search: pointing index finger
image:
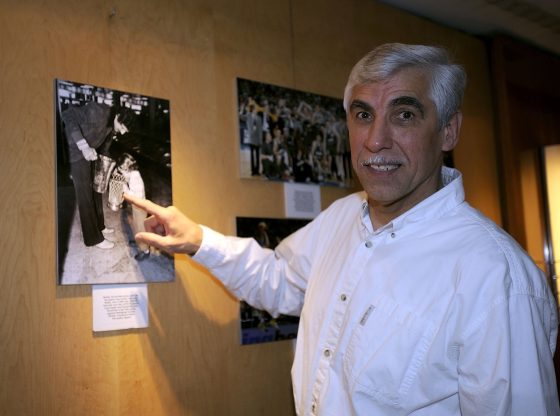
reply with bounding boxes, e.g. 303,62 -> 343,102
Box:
123,194 -> 166,216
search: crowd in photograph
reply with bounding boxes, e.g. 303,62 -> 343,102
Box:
238,80 -> 352,186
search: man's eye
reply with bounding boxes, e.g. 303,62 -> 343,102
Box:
356,111 -> 372,120
398,110 -> 414,121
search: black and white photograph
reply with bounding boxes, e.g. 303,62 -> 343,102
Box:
55,79 -> 174,285
236,216 -> 310,345
237,78 -> 352,187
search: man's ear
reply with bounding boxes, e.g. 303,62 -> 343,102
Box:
441,111 -> 462,152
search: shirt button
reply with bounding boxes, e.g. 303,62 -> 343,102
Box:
340,294 -> 347,301
390,232 -> 396,238
365,240 -> 372,248
311,403 -> 316,413
324,349 -> 331,358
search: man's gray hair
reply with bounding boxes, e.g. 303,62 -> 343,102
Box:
343,43 -> 467,129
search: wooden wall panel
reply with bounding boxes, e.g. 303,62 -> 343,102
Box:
0,0 -> 498,414
491,36 -> 560,249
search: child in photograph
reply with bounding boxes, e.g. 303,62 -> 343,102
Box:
117,153 -> 150,260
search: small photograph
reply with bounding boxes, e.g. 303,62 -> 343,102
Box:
236,216 -> 311,345
237,78 -> 352,187
55,79 -> 174,285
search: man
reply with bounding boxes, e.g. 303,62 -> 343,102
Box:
62,101 -> 135,249
125,44 -> 559,415
240,101 -> 264,176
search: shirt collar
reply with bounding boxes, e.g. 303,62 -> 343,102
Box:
359,167 -> 465,236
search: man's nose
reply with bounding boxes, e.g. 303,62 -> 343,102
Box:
364,119 -> 393,153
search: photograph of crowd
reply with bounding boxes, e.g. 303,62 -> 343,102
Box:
237,78 -> 352,187
236,216 -> 311,345
55,79 -> 174,285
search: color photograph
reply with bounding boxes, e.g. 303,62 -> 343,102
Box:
236,216 -> 310,345
237,78 -> 352,187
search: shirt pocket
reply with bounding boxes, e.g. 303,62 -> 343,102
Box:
343,294 -> 437,408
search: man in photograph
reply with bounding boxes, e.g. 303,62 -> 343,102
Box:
61,101 -> 135,249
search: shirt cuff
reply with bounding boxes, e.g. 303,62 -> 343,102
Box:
192,225 -> 227,268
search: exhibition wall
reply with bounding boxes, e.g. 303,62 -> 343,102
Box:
0,0 -> 498,414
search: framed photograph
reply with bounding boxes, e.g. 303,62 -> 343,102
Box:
236,216 -> 311,345
55,79 -> 174,285
237,78 -> 352,187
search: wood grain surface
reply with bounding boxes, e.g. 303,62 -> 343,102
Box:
0,0 -> 497,414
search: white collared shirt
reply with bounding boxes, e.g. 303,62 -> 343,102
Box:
194,167 -> 559,415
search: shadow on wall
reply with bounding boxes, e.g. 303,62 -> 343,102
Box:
52,234 -> 296,414
140,258 -> 297,415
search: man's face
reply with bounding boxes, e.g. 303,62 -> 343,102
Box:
347,67 -> 459,223
114,115 -> 129,135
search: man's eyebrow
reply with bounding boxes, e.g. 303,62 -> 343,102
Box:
349,100 -> 373,112
390,96 -> 425,117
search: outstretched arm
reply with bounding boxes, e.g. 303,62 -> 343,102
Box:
123,194 -> 203,256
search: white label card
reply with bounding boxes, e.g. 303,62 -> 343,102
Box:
92,284 -> 148,332
284,182 -> 321,219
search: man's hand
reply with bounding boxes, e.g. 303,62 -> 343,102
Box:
123,194 -> 203,256
75,139 -> 98,161
82,147 -> 98,161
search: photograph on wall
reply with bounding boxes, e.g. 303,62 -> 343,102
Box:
236,216 -> 311,345
55,79 -> 174,285
237,78 -> 352,188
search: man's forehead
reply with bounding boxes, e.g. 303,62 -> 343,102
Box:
353,67 -> 428,94
349,91 -> 426,110
349,76 -> 431,110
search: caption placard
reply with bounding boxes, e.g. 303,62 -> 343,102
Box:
284,182 -> 321,219
92,284 -> 148,332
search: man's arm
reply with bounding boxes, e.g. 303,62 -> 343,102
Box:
507,294 -> 559,414
123,194 -> 307,317
458,294 -> 559,415
61,106 -> 98,161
